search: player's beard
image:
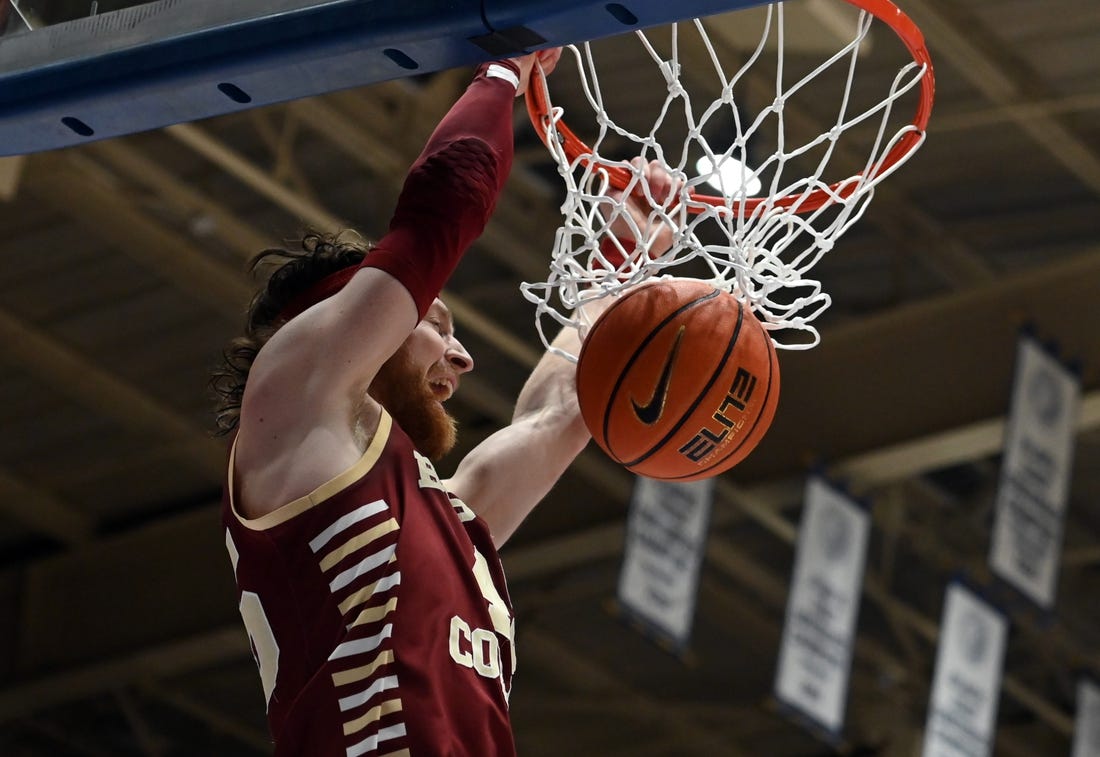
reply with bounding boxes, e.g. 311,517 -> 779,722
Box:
369,346 -> 457,461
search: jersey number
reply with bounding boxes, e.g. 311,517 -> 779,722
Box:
240,591 -> 280,710
446,548 -> 516,700
226,531 -> 281,710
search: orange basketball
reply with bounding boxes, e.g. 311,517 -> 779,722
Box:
576,279 -> 780,481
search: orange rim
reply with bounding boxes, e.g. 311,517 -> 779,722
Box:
525,0 -> 935,215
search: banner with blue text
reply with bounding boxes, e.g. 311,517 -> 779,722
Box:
617,477 -> 714,649
921,584 -> 1007,757
990,335 -> 1080,608
774,477 -> 870,734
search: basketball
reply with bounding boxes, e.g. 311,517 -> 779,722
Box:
576,279 -> 780,481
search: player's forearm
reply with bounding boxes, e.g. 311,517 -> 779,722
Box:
459,403 -> 590,546
411,61 -> 519,188
514,333 -> 580,423
454,302 -> 594,547
287,62 -> 522,324
369,61 -> 519,314
387,60 -> 519,241
513,297 -> 611,422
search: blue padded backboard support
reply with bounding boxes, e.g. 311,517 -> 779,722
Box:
0,0 -> 767,156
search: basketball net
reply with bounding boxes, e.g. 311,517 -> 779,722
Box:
522,0 -> 934,357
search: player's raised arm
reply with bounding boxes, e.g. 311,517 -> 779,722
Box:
251,52 -> 560,402
216,49 -> 561,518
445,159 -> 681,546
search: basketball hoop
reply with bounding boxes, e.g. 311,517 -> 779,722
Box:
522,0 -> 934,354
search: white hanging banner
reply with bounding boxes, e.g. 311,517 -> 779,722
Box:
990,335 -> 1080,608
617,477 -> 713,649
921,583 -> 1008,757
1073,678 -> 1100,757
774,477 -> 870,735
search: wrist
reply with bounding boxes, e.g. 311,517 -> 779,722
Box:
478,60 -> 520,90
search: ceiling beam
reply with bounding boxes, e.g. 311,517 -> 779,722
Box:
83,139 -> 274,261
834,390 -> 1100,488
164,123 -> 345,234
519,627 -> 754,756
0,626 -> 248,722
138,682 -> 271,753
740,245 -> 1100,481
25,153 -> 250,319
0,304 -> 223,481
17,717 -> 117,757
931,91 -> 1100,134
905,0 -> 1100,194
0,467 -> 93,545
0,154 -> 25,200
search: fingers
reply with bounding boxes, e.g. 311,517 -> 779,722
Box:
511,47 -> 563,97
536,47 -> 563,77
628,157 -> 682,205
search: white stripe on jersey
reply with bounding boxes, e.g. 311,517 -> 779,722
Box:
337,568 -> 401,616
319,518 -> 399,572
347,723 -> 408,757
330,623 -> 394,662
342,696 -> 402,737
332,650 -> 394,688
310,499 -> 389,553
370,570 -> 402,595
330,544 -> 397,593
347,596 -> 398,630
338,673 -> 399,712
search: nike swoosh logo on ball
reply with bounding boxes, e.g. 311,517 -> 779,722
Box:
631,326 -> 686,425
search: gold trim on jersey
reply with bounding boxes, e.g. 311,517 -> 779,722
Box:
332,649 -> 395,687
348,596 -> 399,630
319,518 -> 400,572
338,555 -> 399,616
228,411 -> 393,531
343,697 -> 403,737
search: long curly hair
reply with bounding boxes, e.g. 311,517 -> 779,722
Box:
210,230 -> 371,434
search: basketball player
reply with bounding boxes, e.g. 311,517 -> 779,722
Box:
211,48 -> 677,756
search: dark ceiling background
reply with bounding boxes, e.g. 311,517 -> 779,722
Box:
1,0 -> 1098,755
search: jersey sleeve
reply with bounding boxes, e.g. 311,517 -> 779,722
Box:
360,61 -> 521,317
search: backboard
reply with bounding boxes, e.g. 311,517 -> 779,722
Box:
0,0 -> 768,156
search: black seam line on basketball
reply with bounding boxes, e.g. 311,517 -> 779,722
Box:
583,283 -> 667,462
630,325 -> 686,425
621,296 -> 744,468
660,330 -> 783,479
601,288 -> 723,459
667,336 -> 776,479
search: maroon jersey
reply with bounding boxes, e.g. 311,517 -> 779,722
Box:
222,410 -> 517,757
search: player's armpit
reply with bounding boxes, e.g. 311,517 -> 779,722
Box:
445,308 -> 603,547
445,401 -> 590,547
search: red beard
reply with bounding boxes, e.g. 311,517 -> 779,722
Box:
369,347 -> 457,461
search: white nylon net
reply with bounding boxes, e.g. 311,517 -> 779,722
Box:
521,2 -> 930,357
